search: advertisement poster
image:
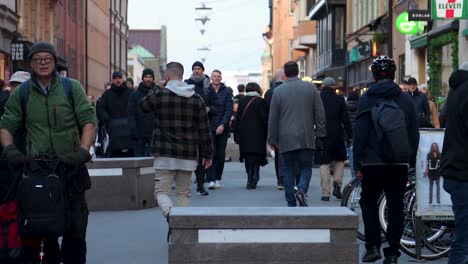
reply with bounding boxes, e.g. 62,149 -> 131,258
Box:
416,129 -> 453,219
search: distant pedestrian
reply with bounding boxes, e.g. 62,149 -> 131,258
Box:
399,80 -> 409,93
126,77 -> 135,89
234,82 -> 268,189
128,68 -> 157,157
139,62 -> 212,218
268,61 -> 326,207
440,62 -> 468,264
265,69 -> 286,189
96,71 -> 134,157
407,77 -> 432,128
354,56 -> 419,264
318,77 -> 352,201
185,61 -> 218,196
346,90 -> 359,178
419,84 -> 440,128
207,70 -> 233,189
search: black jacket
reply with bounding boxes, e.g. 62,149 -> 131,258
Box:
320,87 -> 352,162
441,69 -> 468,181
233,95 -> 268,161
211,83 -> 233,129
185,75 -> 218,129
264,81 -> 284,111
97,84 -> 133,151
409,89 -> 431,128
128,83 -> 157,140
347,99 -> 359,131
353,80 -> 419,170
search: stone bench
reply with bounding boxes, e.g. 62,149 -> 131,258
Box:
169,207 -> 358,264
86,157 -> 156,211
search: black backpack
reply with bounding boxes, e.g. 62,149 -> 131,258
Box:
371,98 -> 410,164
16,159 -> 68,237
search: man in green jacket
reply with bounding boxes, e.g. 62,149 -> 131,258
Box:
0,41 -> 95,264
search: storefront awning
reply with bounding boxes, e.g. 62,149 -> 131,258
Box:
410,34 -> 427,50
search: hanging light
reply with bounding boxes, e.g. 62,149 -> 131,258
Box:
197,46 -> 211,63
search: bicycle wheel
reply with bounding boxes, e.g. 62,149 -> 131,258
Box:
378,188 -> 450,260
341,178 -> 365,241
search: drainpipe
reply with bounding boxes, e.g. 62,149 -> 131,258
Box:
85,0 -> 88,94
387,0 -> 393,58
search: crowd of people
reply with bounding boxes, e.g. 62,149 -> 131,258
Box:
0,40 -> 467,264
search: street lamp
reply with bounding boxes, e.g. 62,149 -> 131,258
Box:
197,46 -> 211,63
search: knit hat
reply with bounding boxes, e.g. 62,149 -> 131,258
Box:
112,71 -> 123,79
322,77 -> 336,87
407,77 -> 418,85
192,61 -> 205,71
28,41 -> 57,62
142,68 -> 155,79
8,71 -> 30,84
126,77 -> 134,84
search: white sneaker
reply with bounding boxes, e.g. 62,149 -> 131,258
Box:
208,181 -> 215,189
215,180 -> 221,189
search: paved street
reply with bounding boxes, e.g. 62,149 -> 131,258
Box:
87,160 -> 448,264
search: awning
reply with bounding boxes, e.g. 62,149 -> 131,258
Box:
410,34 -> 428,50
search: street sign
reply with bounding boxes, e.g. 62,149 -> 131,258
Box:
432,0 -> 468,19
10,42 -> 25,61
396,12 -> 425,35
408,9 -> 432,21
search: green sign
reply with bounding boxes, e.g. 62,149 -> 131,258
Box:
432,0 -> 468,20
396,12 -> 425,35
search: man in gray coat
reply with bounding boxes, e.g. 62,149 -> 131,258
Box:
268,61 -> 326,207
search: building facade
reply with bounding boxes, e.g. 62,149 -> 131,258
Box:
292,0 -> 317,78
271,0 -> 295,72
309,0 -> 347,89
0,0 -> 19,81
110,0 -> 129,77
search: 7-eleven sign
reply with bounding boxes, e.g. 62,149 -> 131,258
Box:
432,0 -> 468,19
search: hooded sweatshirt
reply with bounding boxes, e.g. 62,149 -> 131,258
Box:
353,79 -> 419,170
440,69 -> 468,181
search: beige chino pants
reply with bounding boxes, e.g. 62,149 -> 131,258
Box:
320,161 -> 344,197
154,169 -> 192,217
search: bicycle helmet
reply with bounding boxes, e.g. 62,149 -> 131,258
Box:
371,55 -> 396,81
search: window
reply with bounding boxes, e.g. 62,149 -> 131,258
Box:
398,55 -> 405,83
335,7 -> 345,49
68,0 -> 77,20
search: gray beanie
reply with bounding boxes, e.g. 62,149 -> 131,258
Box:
28,41 -> 57,62
322,77 -> 336,87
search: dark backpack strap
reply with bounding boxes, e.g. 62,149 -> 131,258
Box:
19,79 -> 31,121
60,77 -> 82,135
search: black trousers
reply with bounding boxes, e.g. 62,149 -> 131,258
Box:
22,192 -> 89,264
208,131 -> 230,182
274,150 -> 284,186
360,165 -> 408,258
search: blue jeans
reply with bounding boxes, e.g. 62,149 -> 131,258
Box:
347,146 -> 355,178
134,138 -> 152,157
443,178 -> 468,264
281,149 -> 314,207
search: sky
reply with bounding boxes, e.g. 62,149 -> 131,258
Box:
128,0 -> 269,79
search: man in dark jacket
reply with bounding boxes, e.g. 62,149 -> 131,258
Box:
354,56 -> 419,264
264,69 -> 286,189
440,62 -> 468,264
407,77 -> 431,128
97,71 -> 134,157
318,77 -> 352,201
185,61 -> 218,195
128,68 -> 157,157
207,69 -> 233,189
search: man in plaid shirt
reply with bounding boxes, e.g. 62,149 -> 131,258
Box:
140,62 -> 213,218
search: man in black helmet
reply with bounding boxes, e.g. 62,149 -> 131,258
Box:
353,56 -> 419,264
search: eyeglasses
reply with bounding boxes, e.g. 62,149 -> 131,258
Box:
32,57 -> 54,64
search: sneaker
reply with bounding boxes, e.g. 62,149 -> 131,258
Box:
214,180 -> 221,189
208,181 -> 215,189
361,246 -> 382,262
295,190 -> 308,207
321,196 -> 330,201
277,185 -> 285,190
196,188 -> 209,196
